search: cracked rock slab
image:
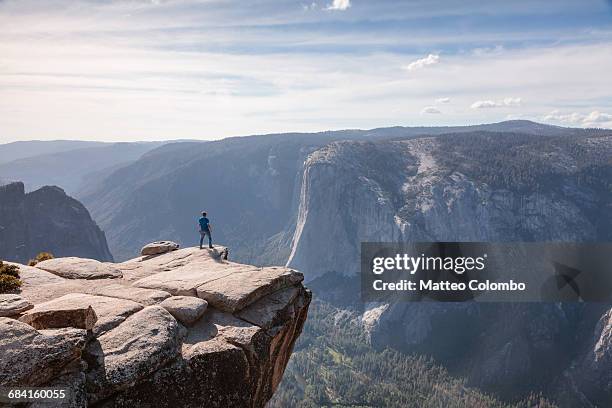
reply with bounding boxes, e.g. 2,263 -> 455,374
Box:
90,283 -> 171,306
0,294 -> 33,317
131,260 -> 248,297
195,267 -> 304,313
35,257 -> 123,280
133,259 -> 303,313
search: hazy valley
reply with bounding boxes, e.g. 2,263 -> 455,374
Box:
1,120 -> 612,407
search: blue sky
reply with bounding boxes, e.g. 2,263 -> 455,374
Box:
1,0 -> 611,142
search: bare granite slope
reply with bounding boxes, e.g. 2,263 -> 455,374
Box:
0,243 -> 311,407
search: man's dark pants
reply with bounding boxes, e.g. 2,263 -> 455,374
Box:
200,229 -> 212,248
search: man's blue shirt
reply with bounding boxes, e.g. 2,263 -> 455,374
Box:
199,217 -> 210,231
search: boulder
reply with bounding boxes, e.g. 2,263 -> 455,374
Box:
85,306 -> 182,404
141,241 -> 180,256
0,294 -> 33,317
19,303 -> 97,331
35,257 -> 123,280
0,318 -> 87,386
19,293 -> 142,335
159,295 -> 208,325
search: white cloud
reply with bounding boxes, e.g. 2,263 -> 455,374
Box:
403,54 -> 440,71
543,110 -> 612,127
471,100 -> 498,109
302,2 -> 318,11
503,97 -> 522,106
421,106 -> 441,114
326,0 -> 351,11
543,110 -> 583,123
436,97 -> 451,104
583,110 -> 612,124
471,97 -> 522,109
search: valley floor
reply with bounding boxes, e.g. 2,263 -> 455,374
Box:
268,300 -> 556,408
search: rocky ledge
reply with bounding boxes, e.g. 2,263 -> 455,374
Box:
0,243 -> 311,407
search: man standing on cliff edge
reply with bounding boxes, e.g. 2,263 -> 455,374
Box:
199,211 -> 213,249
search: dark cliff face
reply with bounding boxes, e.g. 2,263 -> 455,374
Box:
0,182 -> 113,263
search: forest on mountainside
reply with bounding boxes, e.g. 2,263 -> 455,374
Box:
269,300 -> 556,408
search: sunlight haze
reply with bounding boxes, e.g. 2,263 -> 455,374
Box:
1,0 -> 612,142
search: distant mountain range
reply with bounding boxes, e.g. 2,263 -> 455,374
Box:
0,141 -> 165,195
2,120 -> 611,405
0,140 -> 106,164
6,120 -> 606,264
68,120 -> 608,263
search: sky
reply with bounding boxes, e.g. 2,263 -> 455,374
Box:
1,0 -> 612,142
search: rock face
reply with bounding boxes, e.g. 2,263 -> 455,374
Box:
0,182 -> 113,264
0,318 -> 88,387
287,136 -> 611,278
559,306 -> 612,407
287,134 -> 612,403
0,244 -> 310,407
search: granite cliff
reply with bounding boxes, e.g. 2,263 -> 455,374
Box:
77,121 -> 601,263
0,182 -> 113,264
0,242 -> 310,407
286,132 -> 612,406
287,134 -> 611,277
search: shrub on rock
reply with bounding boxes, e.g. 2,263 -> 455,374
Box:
28,252 -> 54,266
0,261 -> 20,278
0,261 -> 22,293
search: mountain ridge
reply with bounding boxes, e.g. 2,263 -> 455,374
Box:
77,121 -> 611,263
